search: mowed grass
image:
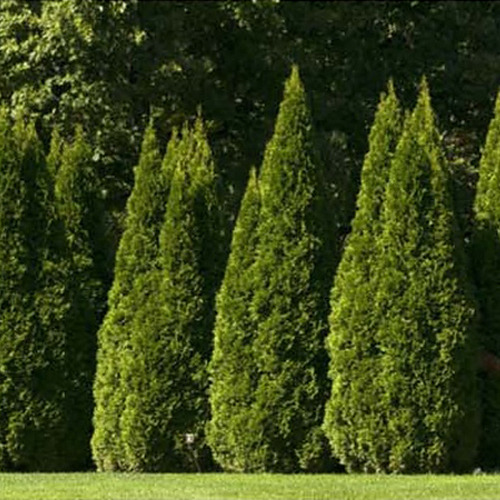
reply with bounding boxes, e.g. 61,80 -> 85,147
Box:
2,473 -> 500,500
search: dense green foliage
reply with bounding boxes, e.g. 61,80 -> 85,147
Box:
207,167 -> 261,471
324,83 -> 403,471
377,83 -> 479,473
51,127 -> 109,471
0,112 -> 89,471
1,0 -> 500,474
118,119 -> 222,472
1,1 -> 499,250
46,127 -> 63,178
92,122 -> 168,471
223,67 -> 335,472
472,92 -> 500,469
334,81 -> 478,473
55,126 -> 109,324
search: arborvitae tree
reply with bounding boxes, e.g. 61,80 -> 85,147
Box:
51,126 -> 109,470
228,66 -> 335,472
92,121 -> 170,471
0,113 -> 87,470
323,83 -> 402,472
118,118 -> 222,471
55,125 -> 110,324
207,167 -> 261,471
472,91 -> 500,469
46,126 -> 63,178
348,80 -> 478,473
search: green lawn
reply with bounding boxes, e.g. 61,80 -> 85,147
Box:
2,473 -> 500,500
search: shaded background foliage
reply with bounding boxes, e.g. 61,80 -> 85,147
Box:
1,0 -> 499,258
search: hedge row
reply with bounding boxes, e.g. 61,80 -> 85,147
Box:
1,67 -> 500,472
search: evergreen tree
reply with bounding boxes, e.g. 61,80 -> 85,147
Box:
349,80 -> 478,473
92,121 -> 170,471
472,91 -> 500,469
55,125 -> 110,324
0,113 -> 87,470
52,126 -> 110,470
47,126 -> 63,178
118,118 -> 222,471
323,82 -> 402,472
230,66 -> 335,472
207,167 -> 261,471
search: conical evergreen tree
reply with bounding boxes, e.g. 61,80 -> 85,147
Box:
354,80 -> 478,473
118,118 -> 222,471
229,66 -> 335,472
47,126 -> 63,178
472,91 -> 500,469
323,83 -> 402,472
92,121 -> 170,471
207,167 -> 261,471
52,126 -> 110,469
55,125 -> 110,324
0,113 -> 87,470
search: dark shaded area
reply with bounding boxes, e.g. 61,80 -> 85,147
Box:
0,1 -> 498,250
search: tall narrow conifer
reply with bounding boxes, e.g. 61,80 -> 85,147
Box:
472,91 -> 500,468
52,127 -> 110,469
118,118 -> 222,471
231,67 -> 335,472
92,121 -> 169,471
323,83 -> 402,471
47,127 -> 63,178
207,167 -> 261,471
0,114 -> 86,470
55,125 -> 109,324
353,80 -> 478,473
